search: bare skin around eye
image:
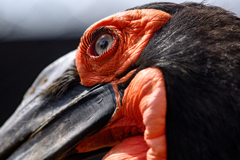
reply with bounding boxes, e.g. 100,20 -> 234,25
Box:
76,9 -> 171,87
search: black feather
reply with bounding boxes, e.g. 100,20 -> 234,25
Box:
42,63 -> 80,98
130,2 -> 240,160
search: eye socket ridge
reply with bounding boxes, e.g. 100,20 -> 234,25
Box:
91,26 -> 113,40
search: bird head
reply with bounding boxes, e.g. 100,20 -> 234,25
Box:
0,2 -> 240,160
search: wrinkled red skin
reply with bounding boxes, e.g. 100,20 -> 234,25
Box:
75,9 -> 171,160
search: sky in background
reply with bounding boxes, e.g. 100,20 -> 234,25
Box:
0,0 -> 240,41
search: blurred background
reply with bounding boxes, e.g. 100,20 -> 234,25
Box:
0,0 -> 239,159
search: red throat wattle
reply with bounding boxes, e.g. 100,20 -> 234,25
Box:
75,9 -> 171,160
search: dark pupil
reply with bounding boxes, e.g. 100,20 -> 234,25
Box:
99,39 -> 108,49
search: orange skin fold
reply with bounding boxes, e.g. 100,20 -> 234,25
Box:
75,9 -> 171,160
76,9 -> 171,86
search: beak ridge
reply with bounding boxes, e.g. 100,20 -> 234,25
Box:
0,51 -> 116,160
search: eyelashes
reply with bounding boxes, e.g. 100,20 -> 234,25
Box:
79,27 -> 119,58
92,27 -> 111,41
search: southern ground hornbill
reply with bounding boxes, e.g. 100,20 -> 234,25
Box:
0,2 -> 240,160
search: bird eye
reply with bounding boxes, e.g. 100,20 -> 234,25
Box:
94,34 -> 113,56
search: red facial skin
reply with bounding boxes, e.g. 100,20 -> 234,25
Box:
75,9 -> 171,160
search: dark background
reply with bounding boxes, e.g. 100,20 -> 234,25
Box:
1,0 -> 239,127
0,39 -> 81,126
1,0 -> 239,132
0,1 -> 239,160
0,39 -> 106,159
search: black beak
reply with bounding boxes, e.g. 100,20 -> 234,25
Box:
0,51 -> 116,160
